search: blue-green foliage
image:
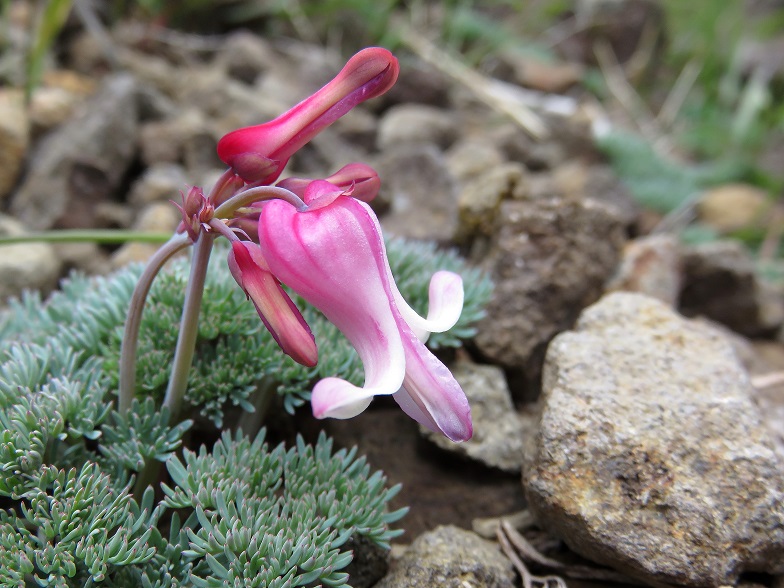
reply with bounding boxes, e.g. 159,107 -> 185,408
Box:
1,237 -> 491,426
597,130 -> 747,213
0,235 -> 490,587
161,430 -> 406,587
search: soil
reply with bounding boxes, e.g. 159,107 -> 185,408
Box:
295,395 -> 527,541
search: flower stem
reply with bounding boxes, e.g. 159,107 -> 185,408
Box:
0,229 -> 171,245
213,185 -> 307,218
118,233 -> 191,414
162,232 -> 215,420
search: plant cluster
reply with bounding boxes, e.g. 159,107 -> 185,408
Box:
0,235 -> 490,586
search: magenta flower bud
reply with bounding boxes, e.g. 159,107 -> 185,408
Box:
175,186 -> 213,241
218,47 -> 399,184
209,171 -> 246,207
277,162 -> 381,203
227,241 -> 318,367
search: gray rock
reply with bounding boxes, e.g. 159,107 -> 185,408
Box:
605,233 -> 681,306
139,109 -> 221,172
446,137 -> 507,182
455,162 -> 529,244
680,240 -> 784,337
110,202 -> 181,269
524,292 -> 784,587
0,214 -> 61,303
0,89 -> 29,203
216,31 -> 274,84
384,60 -> 451,107
376,144 -> 459,242
424,361 -> 530,473
473,195 -> 625,377
129,163 -> 189,207
377,104 -> 459,151
374,525 -> 515,588
11,74 -> 139,230
493,113 -> 597,171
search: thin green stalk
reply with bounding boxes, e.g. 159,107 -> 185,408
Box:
118,233 -> 191,414
0,229 -> 171,246
162,232 -> 216,420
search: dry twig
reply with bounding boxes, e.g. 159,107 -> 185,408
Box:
397,22 -> 549,140
498,519 -> 645,585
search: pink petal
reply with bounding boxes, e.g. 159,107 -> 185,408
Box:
393,323 -> 473,442
228,241 -> 318,367
394,271 -> 465,342
257,197 -> 407,413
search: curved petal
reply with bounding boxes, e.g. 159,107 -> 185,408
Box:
228,241 -> 318,367
393,323 -> 473,442
366,206 -> 466,342
395,271 -> 465,342
258,196 -> 406,415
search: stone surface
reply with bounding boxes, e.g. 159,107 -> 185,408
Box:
501,51 -> 584,93
524,292 -> 784,587
455,162 -> 528,244
0,214 -> 61,303
473,195 -> 626,377
374,525 -> 515,588
377,104 -> 459,151
445,138 -> 507,182
216,30 -> 274,84
605,233 -> 681,305
128,163 -> 189,207
29,70 -> 97,132
110,202 -> 181,269
0,89 -> 29,203
10,74 -> 139,230
423,361 -> 529,473
376,144 -> 459,242
680,240 -> 784,337
698,183 -> 771,233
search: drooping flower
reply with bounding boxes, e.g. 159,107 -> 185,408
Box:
256,180 -> 472,442
217,48 -> 399,185
227,240 -> 318,367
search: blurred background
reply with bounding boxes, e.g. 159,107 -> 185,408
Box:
1,0 -> 784,281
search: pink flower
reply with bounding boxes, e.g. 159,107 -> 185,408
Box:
256,181 -> 472,442
217,48 -> 399,185
227,241 -> 318,367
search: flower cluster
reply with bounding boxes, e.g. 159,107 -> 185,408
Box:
126,48 -> 472,442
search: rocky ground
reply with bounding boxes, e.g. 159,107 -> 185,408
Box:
2,3 -> 784,588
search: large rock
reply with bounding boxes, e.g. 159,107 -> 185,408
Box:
680,240 -> 784,337
377,104 -> 458,151
0,214 -> 61,303
374,525 -> 515,588
524,292 -> 784,587
11,74 -> 139,230
473,195 -> 625,377
376,144 -> 459,242
605,233 -> 681,306
0,89 -> 29,203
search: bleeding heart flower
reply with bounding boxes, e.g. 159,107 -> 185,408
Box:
256,181 -> 472,442
217,48 -> 399,185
